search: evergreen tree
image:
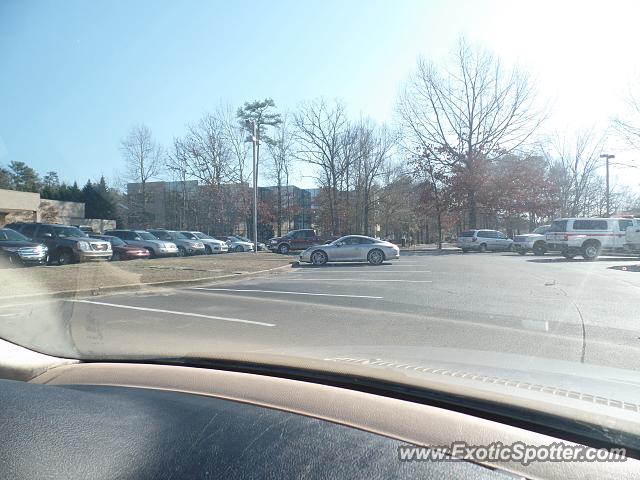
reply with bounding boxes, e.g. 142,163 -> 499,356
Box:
8,161 -> 41,192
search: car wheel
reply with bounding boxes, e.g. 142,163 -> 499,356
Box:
479,243 -> 487,253
177,246 -> 187,257
57,249 -> 75,266
112,251 -> 122,261
562,251 -> 576,260
461,248 -> 469,253
204,245 -> 212,255
533,242 -> 546,256
277,243 -> 290,254
582,241 -> 601,262
310,250 -> 328,266
146,248 -> 156,258
507,244 -> 514,252
235,245 -> 244,253
518,249 -> 526,255
367,249 -> 385,265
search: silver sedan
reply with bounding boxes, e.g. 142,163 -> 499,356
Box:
299,235 -> 400,265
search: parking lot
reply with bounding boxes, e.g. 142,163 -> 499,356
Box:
3,250 -> 639,371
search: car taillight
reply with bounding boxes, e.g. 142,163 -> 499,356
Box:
472,237 -> 477,242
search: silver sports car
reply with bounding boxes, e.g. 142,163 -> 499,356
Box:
299,235 -> 400,265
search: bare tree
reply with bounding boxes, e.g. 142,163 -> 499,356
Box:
177,113 -> 235,233
397,39 -> 543,228
120,125 -> 162,224
544,130 -> 604,217
294,98 -> 348,234
613,82 -> 640,151
266,113 -> 295,236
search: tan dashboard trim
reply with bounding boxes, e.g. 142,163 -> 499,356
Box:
31,362 -> 639,480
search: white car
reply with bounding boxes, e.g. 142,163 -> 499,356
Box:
512,225 -> 550,256
545,217 -> 640,260
299,235 -> 400,265
180,231 -> 229,254
220,236 -> 255,253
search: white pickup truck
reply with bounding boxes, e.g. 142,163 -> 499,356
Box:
545,217 -> 640,261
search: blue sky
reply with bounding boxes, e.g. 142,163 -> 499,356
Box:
1,0 -> 639,189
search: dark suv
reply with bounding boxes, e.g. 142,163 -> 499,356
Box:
4,223 -> 112,265
0,228 -> 48,266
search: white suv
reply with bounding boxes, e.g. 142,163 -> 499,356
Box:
545,217 -> 640,261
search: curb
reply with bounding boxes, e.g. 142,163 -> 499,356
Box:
0,263 -> 294,304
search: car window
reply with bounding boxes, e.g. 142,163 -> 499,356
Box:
532,226 -> 548,234
20,225 -> 36,238
291,231 -> 304,239
572,220 -> 608,230
38,225 -> 55,237
359,238 -> 375,244
459,231 -> 475,237
619,220 -> 634,231
0,229 -> 28,241
477,230 -> 492,238
303,230 -> 315,238
53,226 -> 86,238
497,232 -> 507,239
137,232 -> 158,240
547,220 -> 568,233
181,232 -> 196,239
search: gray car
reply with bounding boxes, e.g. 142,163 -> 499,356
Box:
456,229 -> 513,253
148,229 -> 206,256
299,235 -> 400,265
104,229 -> 179,258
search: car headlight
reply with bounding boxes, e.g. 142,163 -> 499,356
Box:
164,242 -> 176,248
77,241 -> 91,251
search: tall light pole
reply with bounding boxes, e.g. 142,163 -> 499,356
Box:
600,153 -> 615,216
251,121 -> 259,253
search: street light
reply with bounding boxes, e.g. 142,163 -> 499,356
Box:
600,153 -> 615,217
251,121 -> 258,254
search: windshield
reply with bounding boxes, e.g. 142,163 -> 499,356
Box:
137,232 -> 158,241
3,1 -> 640,450
53,226 -> 86,238
194,232 -> 213,240
106,236 -> 125,246
0,229 -> 29,241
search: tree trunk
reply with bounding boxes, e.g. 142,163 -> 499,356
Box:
277,181 -> 282,237
468,190 -> 477,229
437,212 -> 442,249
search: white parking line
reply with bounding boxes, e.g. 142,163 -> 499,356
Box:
67,300 -> 275,327
190,288 -> 383,299
294,270 -> 431,273
289,278 -> 433,283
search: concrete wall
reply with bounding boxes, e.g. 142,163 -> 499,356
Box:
0,188 -> 40,225
38,199 -> 85,224
81,218 -> 117,233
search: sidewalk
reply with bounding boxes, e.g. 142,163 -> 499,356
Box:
0,254 -> 293,301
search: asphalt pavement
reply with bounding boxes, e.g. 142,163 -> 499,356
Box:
2,250 -> 640,370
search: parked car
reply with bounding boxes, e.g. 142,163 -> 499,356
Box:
218,236 -> 254,252
268,229 -> 338,254
179,231 -> 229,254
232,235 -> 267,251
147,229 -> 206,256
103,229 -> 178,258
0,228 -> 48,266
4,222 -> 111,265
299,235 -> 400,265
545,217 -> 640,261
512,225 -> 550,256
90,234 -> 150,261
456,229 -> 513,253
